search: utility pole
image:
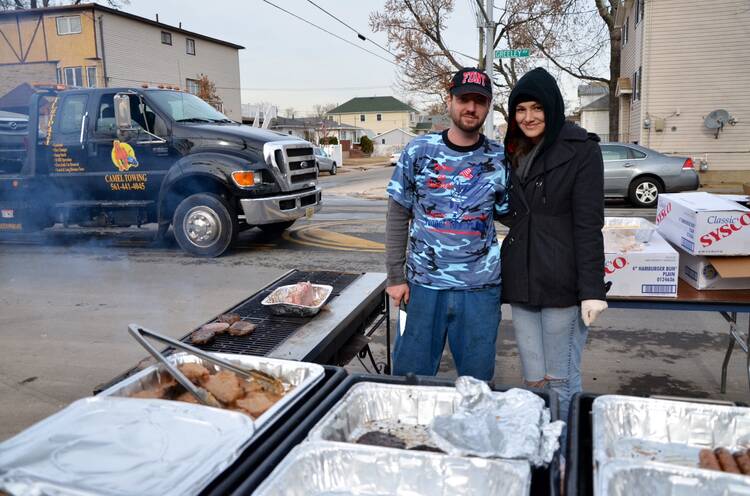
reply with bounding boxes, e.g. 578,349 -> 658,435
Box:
483,0 -> 494,139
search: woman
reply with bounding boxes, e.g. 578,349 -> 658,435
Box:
500,68 -> 608,434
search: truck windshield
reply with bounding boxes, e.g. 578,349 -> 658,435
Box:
147,91 -> 233,124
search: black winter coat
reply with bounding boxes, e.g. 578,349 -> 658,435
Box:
501,121 -> 606,307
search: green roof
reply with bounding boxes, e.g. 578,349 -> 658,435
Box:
413,122 -> 432,130
327,96 -> 416,114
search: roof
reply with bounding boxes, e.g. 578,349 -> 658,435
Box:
413,122 -> 432,130
271,116 -> 362,130
376,127 -> 417,138
581,94 -> 609,111
577,84 -> 609,97
0,83 -> 36,112
327,96 -> 416,114
615,77 -> 633,96
0,3 -> 244,50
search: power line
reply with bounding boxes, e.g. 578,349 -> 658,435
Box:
304,0 -> 399,59
107,75 -> 392,92
259,0 -> 398,67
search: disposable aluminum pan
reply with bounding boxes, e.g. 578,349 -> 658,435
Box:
599,459 -> 750,495
260,283 -> 333,317
592,395 -> 750,494
252,441 -> 532,496
0,396 -> 254,496
99,352 -> 325,436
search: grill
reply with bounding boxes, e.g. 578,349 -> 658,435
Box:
182,270 -> 360,356
288,160 -> 314,171
290,172 -> 316,184
286,147 -> 313,157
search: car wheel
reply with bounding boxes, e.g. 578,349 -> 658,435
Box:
173,193 -> 237,257
258,220 -> 295,235
628,177 -> 663,208
330,162 -> 337,175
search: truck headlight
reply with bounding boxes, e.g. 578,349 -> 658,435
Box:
232,171 -> 261,187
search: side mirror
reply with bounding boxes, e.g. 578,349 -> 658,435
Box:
114,94 -> 136,141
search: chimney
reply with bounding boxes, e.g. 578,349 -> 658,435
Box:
156,13 -> 159,22
179,22 -> 182,29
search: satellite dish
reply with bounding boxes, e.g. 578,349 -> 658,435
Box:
704,109 -> 733,138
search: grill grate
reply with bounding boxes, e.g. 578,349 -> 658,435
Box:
182,271 -> 360,356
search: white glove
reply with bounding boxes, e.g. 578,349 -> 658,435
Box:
581,299 -> 608,327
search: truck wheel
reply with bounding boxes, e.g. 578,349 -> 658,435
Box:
330,162 -> 337,175
628,176 -> 663,208
258,220 -> 295,235
173,193 -> 237,257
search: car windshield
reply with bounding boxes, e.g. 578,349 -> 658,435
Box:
147,91 -> 233,123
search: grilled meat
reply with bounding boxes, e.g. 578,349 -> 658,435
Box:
716,448 -> 742,474
217,313 -> 241,325
175,391 -> 200,404
129,376 -> 177,399
190,328 -> 216,345
699,448 -> 721,471
201,322 -> 230,334
179,363 -> 210,384
735,450 -> 750,475
235,391 -> 280,418
203,370 -> 244,404
228,321 -> 256,336
355,431 -> 406,449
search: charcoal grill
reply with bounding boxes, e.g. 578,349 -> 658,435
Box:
95,269 -> 389,393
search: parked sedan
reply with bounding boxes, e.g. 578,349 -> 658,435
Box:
0,110 -> 28,173
600,142 -> 699,208
314,147 -> 337,175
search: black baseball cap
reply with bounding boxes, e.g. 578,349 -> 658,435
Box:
449,67 -> 492,100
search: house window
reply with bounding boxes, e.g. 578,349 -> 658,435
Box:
186,38 -> 195,55
161,31 -> 172,45
63,66 -> 83,87
86,67 -> 97,88
635,0 -> 644,24
56,68 -> 62,84
186,78 -> 200,95
632,68 -> 642,102
622,17 -> 629,46
360,114 -> 365,122
381,138 -> 385,144
376,114 -> 382,121
56,16 -> 81,35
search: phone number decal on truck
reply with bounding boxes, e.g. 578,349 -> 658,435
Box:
105,173 -> 147,191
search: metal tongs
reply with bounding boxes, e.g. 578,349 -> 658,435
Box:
128,324 -> 285,407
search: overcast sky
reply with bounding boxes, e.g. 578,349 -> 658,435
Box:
125,0 -> 583,118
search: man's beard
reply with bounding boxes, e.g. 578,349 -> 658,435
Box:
451,111 -> 486,133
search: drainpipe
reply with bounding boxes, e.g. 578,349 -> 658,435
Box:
97,14 -> 109,87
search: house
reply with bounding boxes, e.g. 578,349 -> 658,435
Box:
577,83 -> 610,140
0,4 -> 243,119
270,116 -> 366,144
615,0 -> 750,182
373,128 -> 416,156
327,96 -> 417,136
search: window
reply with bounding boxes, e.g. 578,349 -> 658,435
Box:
632,67 -> 642,101
360,114 -> 365,122
161,31 -> 172,45
185,78 -> 200,95
56,16 -> 81,35
58,94 -> 88,134
381,138 -> 385,144
95,93 -> 165,137
186,38 -> 195,55
635,0 -> 644,24
622,17 -> 629,46
376,114 -> 382,121
86,67 -> 97,88
600,145 -> 630,161
56,68 -> 62,84
637,66 -> 642,100
63,67 -> 83,87
630,148 -> 647,159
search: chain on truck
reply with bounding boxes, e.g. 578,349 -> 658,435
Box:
0,83 -> 322,257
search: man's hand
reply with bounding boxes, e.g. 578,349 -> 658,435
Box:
386,283 -> 410,307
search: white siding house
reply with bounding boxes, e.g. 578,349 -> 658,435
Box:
374,128 -> 415,156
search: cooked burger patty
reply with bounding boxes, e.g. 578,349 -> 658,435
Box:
229,321 -> 256,336
217,313 -> 241,325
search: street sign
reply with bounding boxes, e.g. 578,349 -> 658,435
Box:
494,49 -> 530,59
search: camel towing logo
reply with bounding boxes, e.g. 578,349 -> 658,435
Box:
111,140 -> 139,171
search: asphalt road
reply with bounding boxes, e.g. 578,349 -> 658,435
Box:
0,167 -> 747,441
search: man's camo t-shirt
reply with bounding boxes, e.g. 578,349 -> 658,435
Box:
387,130 -> 510,290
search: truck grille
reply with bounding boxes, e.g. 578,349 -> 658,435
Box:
286,147 -> 313,158
264,140 -> 317,192
0,121 -> 27,131
288,159 -> 315,171
291,172 -> 317,184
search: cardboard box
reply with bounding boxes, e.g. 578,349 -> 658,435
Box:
655,192 -> 750,256
671,243 -> 750,290
604,218 -> 678,298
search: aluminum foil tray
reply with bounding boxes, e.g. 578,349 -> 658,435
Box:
0,396 -> 254,496
99,352 -> 325,436
599,460 -> 750,495
261,283 -> 333,317
252,441 -> 532,496
309,382 -> 516,452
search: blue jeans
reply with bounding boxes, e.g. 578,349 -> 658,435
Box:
511,304 -> 588,449
392,284 -> 502,381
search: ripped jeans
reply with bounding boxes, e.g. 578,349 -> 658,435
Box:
511,304 -> 588,450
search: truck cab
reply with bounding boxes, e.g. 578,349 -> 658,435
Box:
0,86 -> 321,256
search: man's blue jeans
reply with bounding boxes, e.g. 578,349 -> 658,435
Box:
392,283 -> 502,381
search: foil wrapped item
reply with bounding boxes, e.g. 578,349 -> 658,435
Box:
429,377 -> 564,466
253,441 -> 532,496
599,459 -> 750,495
0,397 -> 254,496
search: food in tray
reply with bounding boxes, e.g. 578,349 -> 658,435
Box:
217,313 -> 241,325
356,431 -> 407,449
284,281 -> 315,306
699,448 -> 750,475
354,428 -> 445,453
228,321 -> 256,336
408,444 -> 445,453
127,364 -> 286,419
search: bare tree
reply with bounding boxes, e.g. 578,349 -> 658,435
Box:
284,107 -> 296,118
312,103 -> 337,119
1,0 -> 127,9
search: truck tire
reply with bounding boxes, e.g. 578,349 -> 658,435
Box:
173,193 -> 237,257
258,220 -> 295,235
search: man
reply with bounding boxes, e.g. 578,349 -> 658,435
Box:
385,67 -> 509,380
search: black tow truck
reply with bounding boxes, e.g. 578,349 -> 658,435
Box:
0,85 -> 321,256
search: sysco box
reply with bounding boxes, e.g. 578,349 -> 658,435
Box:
655,192 -> 750,256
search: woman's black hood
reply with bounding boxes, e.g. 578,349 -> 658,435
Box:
504,67 -> 565,155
